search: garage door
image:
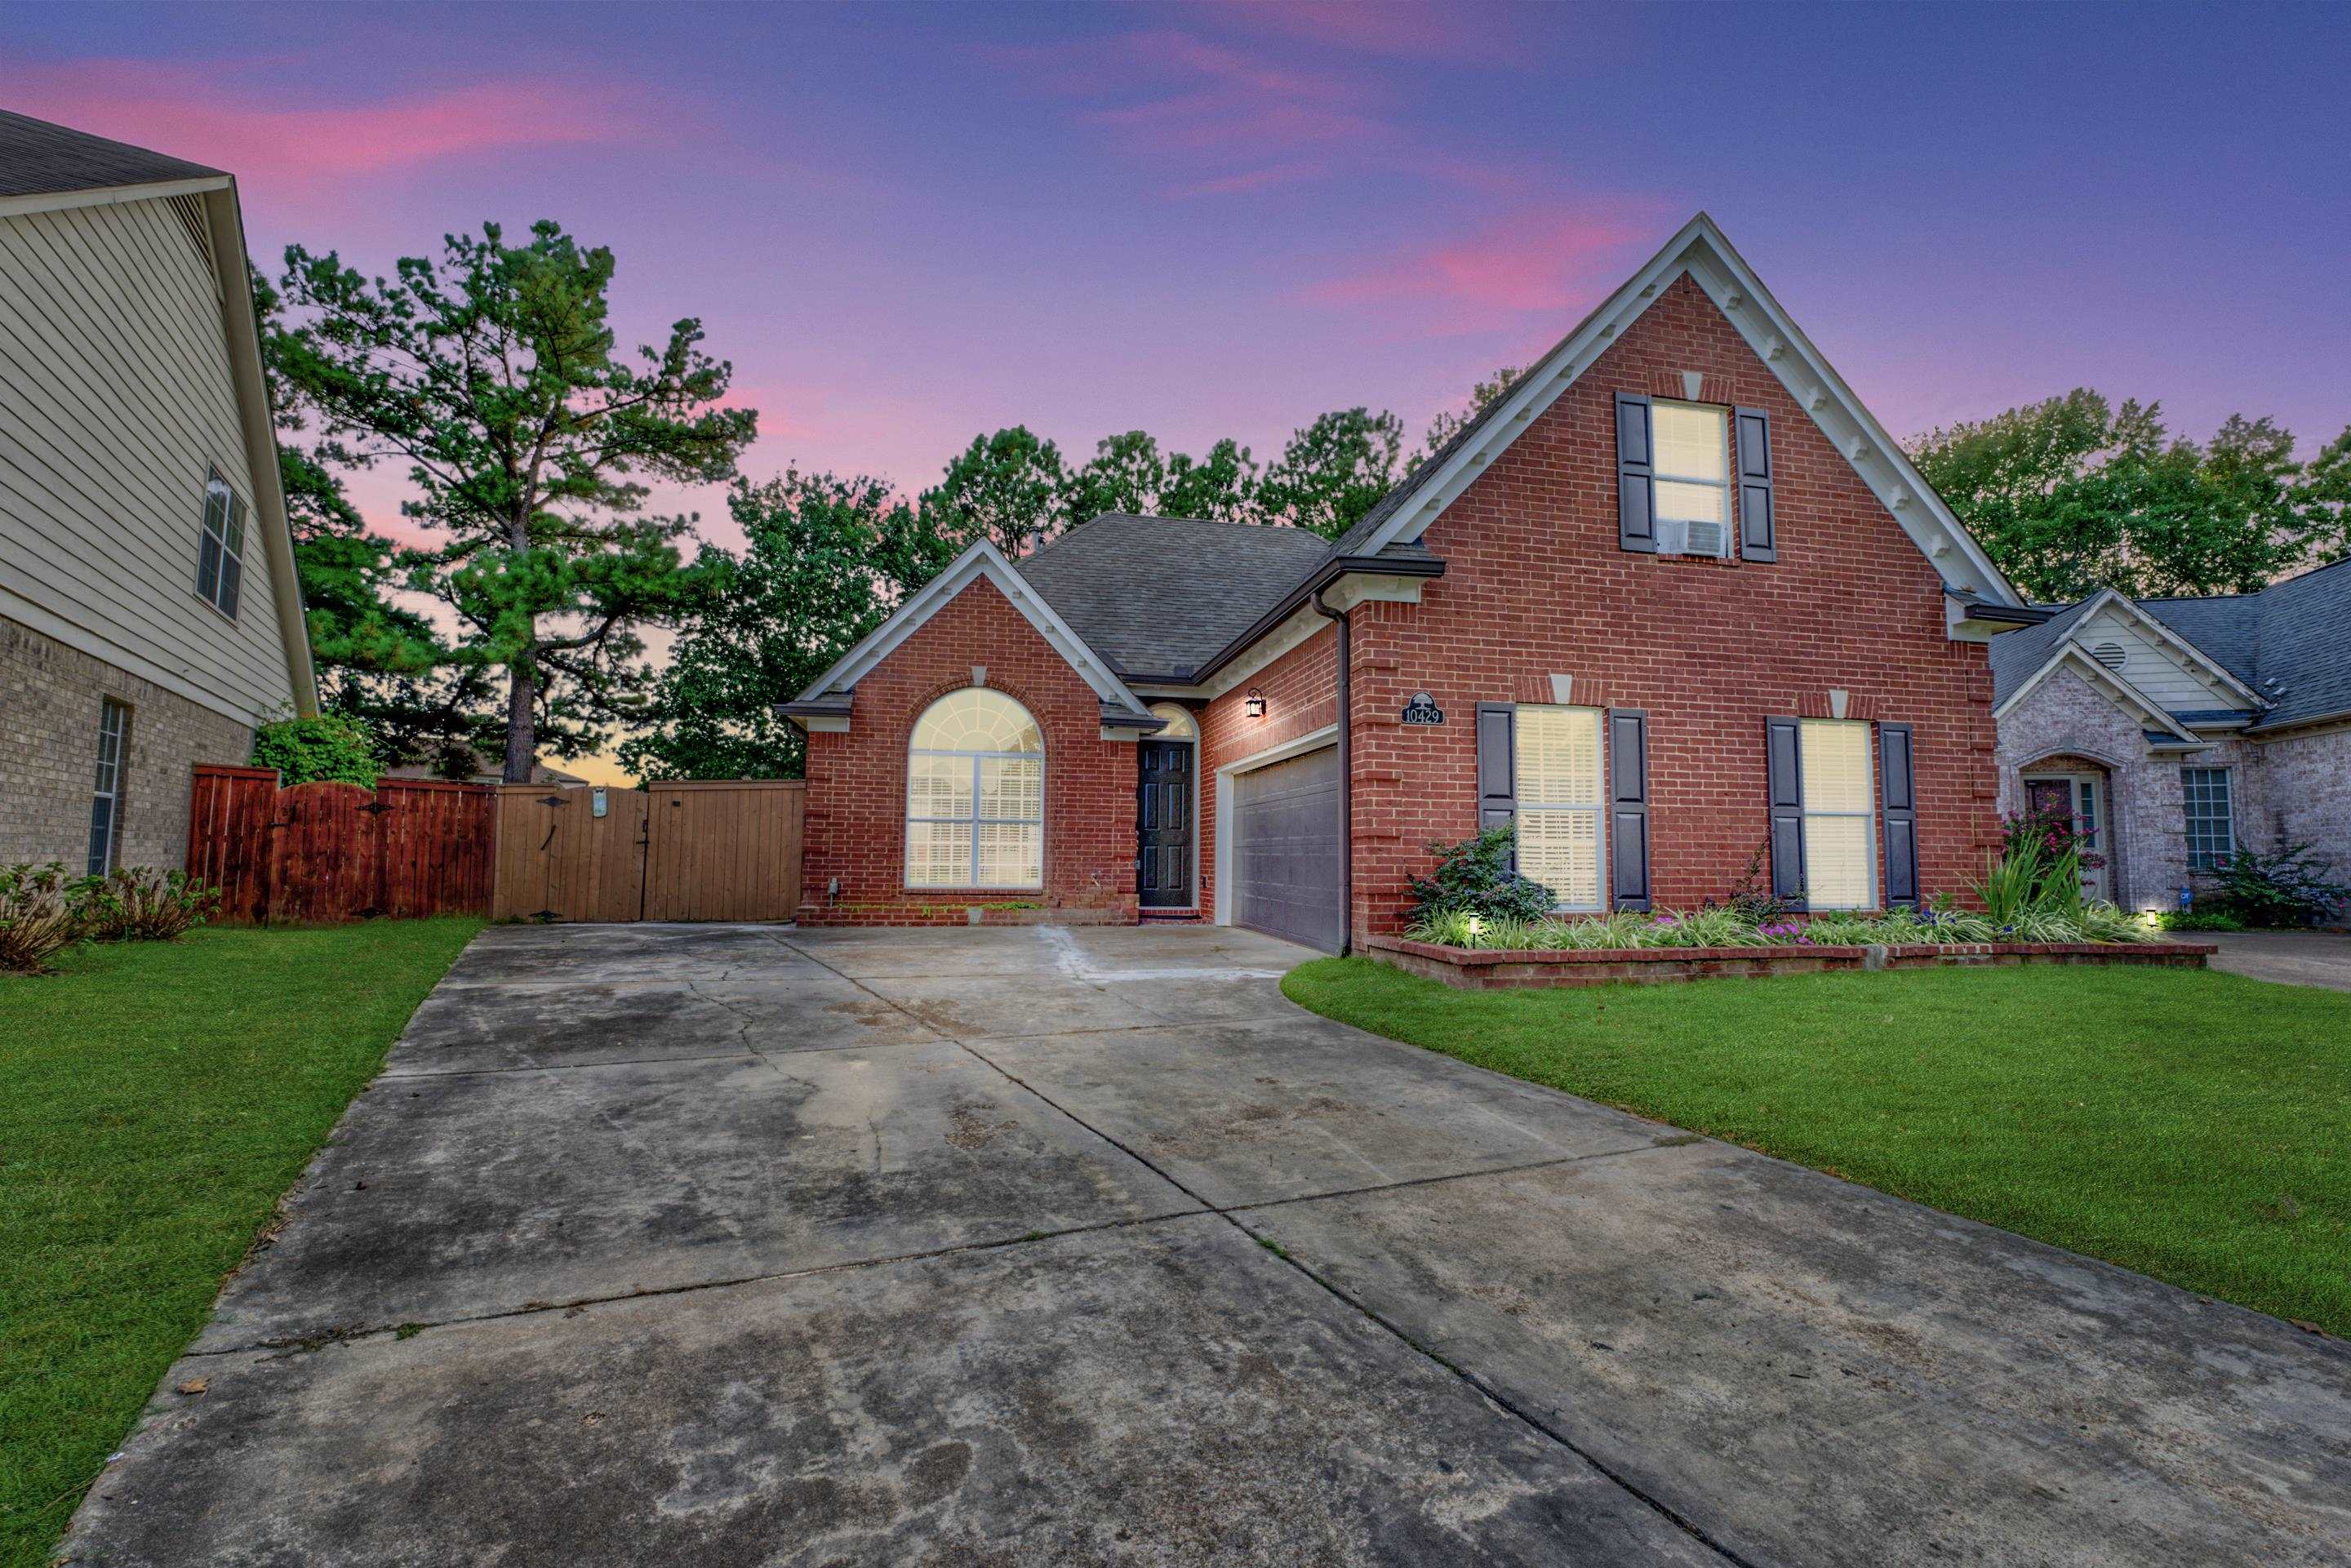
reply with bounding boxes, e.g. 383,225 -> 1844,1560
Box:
1233,745 -> 1342,953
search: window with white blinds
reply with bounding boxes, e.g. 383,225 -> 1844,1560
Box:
1651,400 -> 1729,528
1799,719 -> 1875,909
906,688 -> 1044,889
1514,705 -> 1606,912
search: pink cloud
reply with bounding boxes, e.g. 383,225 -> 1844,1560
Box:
7,60 -> 653,191
1304,206 -> 1660,331
1202,0 -> 1526,64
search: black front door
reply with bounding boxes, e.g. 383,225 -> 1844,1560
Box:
1137,740 -> 1193,908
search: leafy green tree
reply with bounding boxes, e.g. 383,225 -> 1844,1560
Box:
621,470 -> 919,780
1260,407 -> 1405,540
922,426 -> 1068,557
1909,391 -> 2312,600
249,713 -> 380,787
1421,366 -> 1522,459
1060,430 -> 1168,522
267,220 -> 757,782
2292,425 -> 2351,567
1158,437 -> 1261,522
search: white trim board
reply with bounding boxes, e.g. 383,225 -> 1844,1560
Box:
1345,212 -> 2024,618
789,538 -> 1152,722
1211,722 -> 1340,927
1995,643 -> 2202,747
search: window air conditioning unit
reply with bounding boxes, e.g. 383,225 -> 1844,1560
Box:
1654,517 -> 1731,558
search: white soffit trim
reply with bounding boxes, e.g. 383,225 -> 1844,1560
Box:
2072,588 -> 2267,709
1997,643 -> 2199,744
790,538 -> 1152,717
1351,212 -> 2025,611
0,172 -> 232,221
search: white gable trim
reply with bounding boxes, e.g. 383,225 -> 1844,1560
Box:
791,539 -> 1152,719
0,172 -> 232,222
1353,212 -> 2024,614
1996,643 -> 2201,746
2069,588 -> 2266,710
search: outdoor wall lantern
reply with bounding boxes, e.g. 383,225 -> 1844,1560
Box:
1244,687 -> 1267,718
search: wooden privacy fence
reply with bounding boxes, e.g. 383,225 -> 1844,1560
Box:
189,768 -> 804,925
490,780 -> 804,923
188,766 -> 496,923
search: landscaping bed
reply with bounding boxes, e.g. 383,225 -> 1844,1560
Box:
1369,932 -> 2212,988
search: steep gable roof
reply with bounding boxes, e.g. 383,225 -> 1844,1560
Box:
1015,514 -> 1331,679
1993,562 -> 2351,734
1317,213 -> 2025,613
0,109 -> 226,202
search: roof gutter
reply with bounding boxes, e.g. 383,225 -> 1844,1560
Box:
1189,552 -> 1445,689
1944,592 -> 2054,626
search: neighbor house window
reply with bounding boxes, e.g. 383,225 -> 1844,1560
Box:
2182,767 -> 2233,869
197,467 -> 247,619
1651,400 -> 1730,536
1514,705 -> 1606,912
906,688 -> 1043,889
88,699 -> 129,877
1799,718 -> 1875,909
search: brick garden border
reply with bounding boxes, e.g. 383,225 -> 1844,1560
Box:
1362,934 -> 2215,989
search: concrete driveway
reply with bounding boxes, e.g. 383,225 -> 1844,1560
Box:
2200,928 -> 2351,992
66,924 -> 2351,1566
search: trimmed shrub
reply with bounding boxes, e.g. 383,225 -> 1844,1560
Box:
1405,824 -> 1557,925
2211,842 -> 2351,929
250,713 -> 380,788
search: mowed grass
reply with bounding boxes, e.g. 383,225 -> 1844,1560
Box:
0,918 -> 482,1568
1284,957 -> 2351,1335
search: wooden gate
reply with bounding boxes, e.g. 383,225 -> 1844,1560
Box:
490,780 -> 802,922
189,766 -> 496,923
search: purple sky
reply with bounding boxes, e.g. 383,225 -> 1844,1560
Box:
7,2 -> 2346,777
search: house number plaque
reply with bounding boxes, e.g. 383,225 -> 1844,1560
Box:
1400,691 -> 1445,726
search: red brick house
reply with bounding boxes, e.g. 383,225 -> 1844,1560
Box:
784,215 -> 2040,951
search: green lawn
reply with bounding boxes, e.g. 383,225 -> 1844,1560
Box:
1284,957 -> 2351,1335
0,918 -> 482,1568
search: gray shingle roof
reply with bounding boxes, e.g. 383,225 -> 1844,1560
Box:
1015,514 -> 1334,680
1994,559 -> 2351,731
0,109 -> 225,199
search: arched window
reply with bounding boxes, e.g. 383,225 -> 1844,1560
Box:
1148,702 -> 1197,742
907,688 -> 1044,889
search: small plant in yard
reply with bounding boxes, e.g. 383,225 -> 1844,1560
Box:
2209,841 -> 2351,928
2161,907 -> 2247,933
72,868 -> 222,943
1,863 -> 79,973
249,713 -> 381,788
1405,824 -> 1557,924
1720,837 -> 1798,926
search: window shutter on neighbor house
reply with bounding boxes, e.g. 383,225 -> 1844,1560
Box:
1735,406 -> 1775,562
1608,709 -> 1651,910
1476,704 -> 1517,844
1879,722 -> 1919,907
1766,716 -> 1806,907
1616,393 -> 1655,553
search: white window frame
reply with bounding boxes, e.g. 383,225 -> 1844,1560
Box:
904,690 -> 1045,892
2182,766 -> 2234,870
1799,718 -> 1878,911
89,698 -> 129,877
196,466 -> 247,620
1649,399 -> 1731,530
1513,704 -> 1609,914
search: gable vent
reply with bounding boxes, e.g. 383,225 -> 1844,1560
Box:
167,193 -> 214,272
2090,641 -> 2127,672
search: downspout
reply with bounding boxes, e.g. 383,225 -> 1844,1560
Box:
1311,588 -> 1352,957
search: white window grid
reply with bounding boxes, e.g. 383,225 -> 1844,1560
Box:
906,747 -> 1044,891
88,698 -> 128,877
197,467 -> 247,619
2182,767 -> 2233,869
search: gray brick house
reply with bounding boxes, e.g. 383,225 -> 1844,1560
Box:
1990,561 -> 2350,913
0,111 -> 317,876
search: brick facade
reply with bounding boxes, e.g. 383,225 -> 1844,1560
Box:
1323,273 -> 1998,940
1998,661 -> 2351,912
807,276 -> 2011,944
1,615 -> 253,873
797,576 -> 1138,926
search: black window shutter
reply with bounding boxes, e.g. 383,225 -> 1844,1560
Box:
1766,717 -> 1806,908
1608,709 -> 1651,911
1735,406 -> 1775,562
1475,704 -> 1517,848
1879,722 -> 1918,907
1616,393 -> 1655,553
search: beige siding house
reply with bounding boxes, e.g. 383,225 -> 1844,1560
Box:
0,110 -> 314,874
